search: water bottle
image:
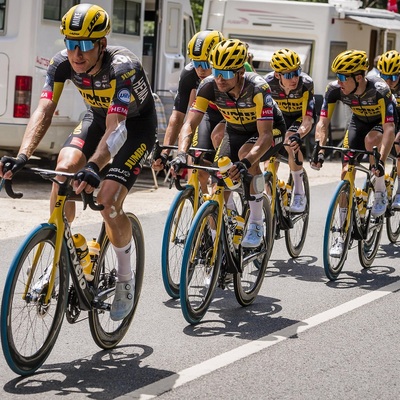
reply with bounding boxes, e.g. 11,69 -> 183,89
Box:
385,173 -> 393,198
361,190 -> 367,218
355,188 -> 364,216
218,156 -> 241,190
86,238 -> 101,281
72,233 -> 91,273
286,183 -> 292,206
232,215 -> 245,247
278,180 -> 288,208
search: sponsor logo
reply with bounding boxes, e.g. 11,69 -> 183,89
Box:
125,143 -> 148,169
41,91 -> 53,99
121,69 -> 135,80
65,229 -> 87,289
117,88 -> 131,104
108,105 -> 128,115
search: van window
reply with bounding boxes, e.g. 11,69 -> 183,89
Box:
0,0 -> 6,31
232,35 -> 313,76
44,0 -> 79,21
113,0 -> 141,36
328,42 -> 347,80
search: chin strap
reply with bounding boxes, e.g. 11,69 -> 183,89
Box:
349,74 -> 360,95
85,46 -> 103,75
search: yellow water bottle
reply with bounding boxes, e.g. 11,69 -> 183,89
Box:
355,188 -> 364,216
86,238 -> 101,281
72,233 -> 91,271
278,180 -> 288,208
233,215 -> 245,247
218,156 -> 241,190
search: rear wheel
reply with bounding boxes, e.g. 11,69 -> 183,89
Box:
323,181 -> 353,281
234,195 -> 272,306
180,201 -> 222,325
285,169 -> 310,258
89,213 -> 144,349
386,166 -> 400,243
358,187 -> 383,268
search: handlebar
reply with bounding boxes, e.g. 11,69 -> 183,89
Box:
311,140 -> 381,171
0,167 -> 104,211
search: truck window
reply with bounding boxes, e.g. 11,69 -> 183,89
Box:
0,0 -> 6,32
113,0 -> 141,36
328,42 -> 347,80
43,0 -> 79,20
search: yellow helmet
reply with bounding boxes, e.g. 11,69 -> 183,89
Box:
60,4 -> 111,38
377,50 -> 400,75
331,50 -> 369,74
270,48 -> 301,72
187,30 -> 224,61
209,39 -> 248,70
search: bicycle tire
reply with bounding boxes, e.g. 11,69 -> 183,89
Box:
285,169 -> 310,258
161,187 -> 195,299
89,212 -> 145,349
180,200 -> 222,324
386,166 -> 400,243
263,171 -> 278,252
358,187 -> 384,268
323,181 -> 353,281
234,195 -> 272,306
1,224 -> 69,375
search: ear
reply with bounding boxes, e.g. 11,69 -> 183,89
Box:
100,38 -> 107,50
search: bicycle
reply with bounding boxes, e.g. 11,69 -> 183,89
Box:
385,141 -> 400,243
179,161 -> 273,325
263,149 -> 310,258
312,141 -> 383,281
0,168 -> 144,375
151,141 -> 216,299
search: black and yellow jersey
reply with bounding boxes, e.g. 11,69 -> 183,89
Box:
41,46 -> 154,119
263,71 -> 315,118
320,75 -> 396,124
191,72 -> 283,133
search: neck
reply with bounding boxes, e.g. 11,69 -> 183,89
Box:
228,76 -> 244,98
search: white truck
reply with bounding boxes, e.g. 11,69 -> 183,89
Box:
0,0 -> 195,163
201,0 -> 400,140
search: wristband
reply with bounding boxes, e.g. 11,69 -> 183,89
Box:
86,162 -> 100,173
240,158 -> 252,169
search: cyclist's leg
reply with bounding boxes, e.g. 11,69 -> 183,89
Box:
99,114 -> 156,321
51,110 -> 103,222
393,133 -> 400,208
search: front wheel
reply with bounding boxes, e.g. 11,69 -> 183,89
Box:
234,195 -> 272,306
1,224 -> 69,376
323,181 -> 353,281
89,212 -> 145,349
161,187 -> 195,299
285,169 -> 310,258
180,201 -> 222,325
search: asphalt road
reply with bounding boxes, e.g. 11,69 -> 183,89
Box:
0,163 -> 399,400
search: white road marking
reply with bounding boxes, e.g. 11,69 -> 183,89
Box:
118,280 -> 400,399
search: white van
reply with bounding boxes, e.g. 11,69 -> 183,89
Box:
0,0 -> 195,163
201,0 -> 400,139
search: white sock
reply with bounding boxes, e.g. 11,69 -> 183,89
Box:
248,193 -> 263,224
291,169 -> 305,195
113,242 -> 133,282
374,175 -> 385,192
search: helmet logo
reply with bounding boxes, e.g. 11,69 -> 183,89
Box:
71,12 -> 83,28
87,11 -> 101,34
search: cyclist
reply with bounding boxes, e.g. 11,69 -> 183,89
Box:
0,4 -> 157,321
171,39 -> 286,248
265,48 -> 315,213
311,49 -> 396,257
152,29 -> 225,193
377,50 -> 400,209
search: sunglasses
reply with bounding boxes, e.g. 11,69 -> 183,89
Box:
64,38 -> 99,52
192,60 -> 210,69
336,73 -> 351,82
380,73 -> 399,81
211,68 -> 236,79
281,68 -> 301,79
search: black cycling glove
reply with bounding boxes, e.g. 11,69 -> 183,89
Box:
234,158 -> 251,174
0,154 -> 28,175
74,162 -> 101,188
170,151 -> 187,174
288,132 -> 303,146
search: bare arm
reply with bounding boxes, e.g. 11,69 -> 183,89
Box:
19,98 -> 57,158
177,110 -> 205,153
380,122 -> 396,163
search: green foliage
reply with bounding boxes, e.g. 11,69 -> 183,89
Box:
190,0 -> 204,30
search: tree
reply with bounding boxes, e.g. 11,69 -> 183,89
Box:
190,0 -> 204,30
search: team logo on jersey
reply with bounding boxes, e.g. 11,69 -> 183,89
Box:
388,104 -> 394,114
117,89 -> 131,104
264,95 -> 274,107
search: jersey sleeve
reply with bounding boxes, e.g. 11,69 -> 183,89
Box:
320,82 -> 340,119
